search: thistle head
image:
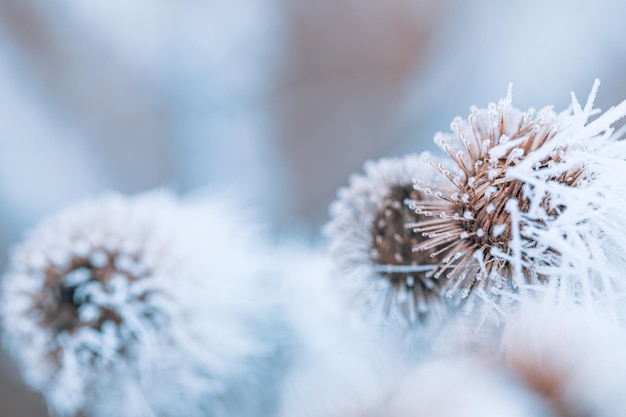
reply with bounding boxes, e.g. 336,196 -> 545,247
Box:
1,191 -> 277,417
1,193 -> 176,415
410,83 -> 626,308
324,155 -> 448,325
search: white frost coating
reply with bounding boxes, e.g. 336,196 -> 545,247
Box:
1,191 -> 281,417
492,224 -> 507,237
501,82 -> 626,314
504,199 -> 523,288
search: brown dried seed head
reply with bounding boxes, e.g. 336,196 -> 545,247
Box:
324,155 -> 449,323
412,103 -> 584,300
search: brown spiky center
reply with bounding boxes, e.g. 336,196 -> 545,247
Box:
459,136 -> 584,257
38,252 -> 118,333
412,111 -> 584,298
30,249 -> 155,364
371,185 -> 444,312
31,248 -> 156,366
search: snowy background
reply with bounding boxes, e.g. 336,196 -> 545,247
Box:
1,0 -> 626,415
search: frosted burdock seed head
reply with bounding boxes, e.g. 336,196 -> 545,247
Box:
324,155 -> 449,326
1,191 -> 278,417
412,92 -> 575,299
411,81 -> 626,310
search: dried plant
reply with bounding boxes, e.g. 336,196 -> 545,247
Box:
1,191 -> 281,417
326,81 -> 626,326
324,155 -> 450,325
409,81 -> 626,312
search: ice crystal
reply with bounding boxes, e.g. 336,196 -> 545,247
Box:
411,81 -> 626,311
1,191 -> 279,417
324,155 -> 450,325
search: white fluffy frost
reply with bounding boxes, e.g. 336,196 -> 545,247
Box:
1,191 -> 281,417
496,82 -> 626,313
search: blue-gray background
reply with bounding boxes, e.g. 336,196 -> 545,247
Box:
1,0 -> 625,415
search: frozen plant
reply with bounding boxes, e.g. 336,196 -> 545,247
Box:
325,80 -> 626,338
1,191 -> 284,417
324,155 -> 452,327
407,81 -> 626,314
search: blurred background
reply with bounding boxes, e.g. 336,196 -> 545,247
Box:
1,0 -> 625,415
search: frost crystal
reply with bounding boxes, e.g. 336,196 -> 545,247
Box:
324,155 -> 450,326
411,81 -> 626,312
1,191 -> 279,417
